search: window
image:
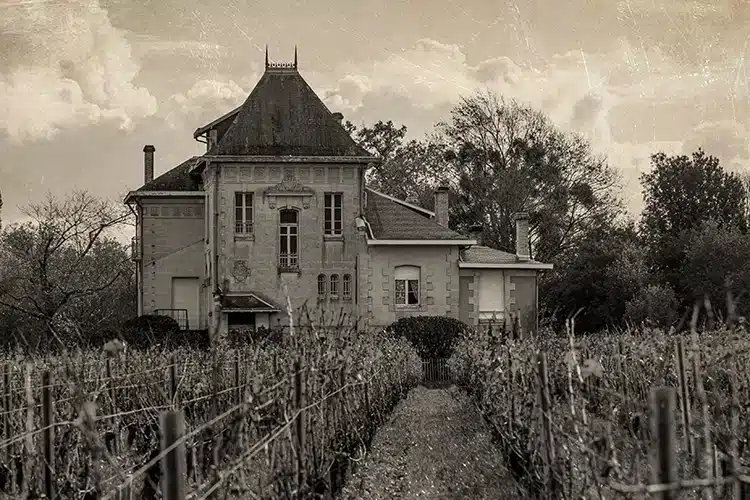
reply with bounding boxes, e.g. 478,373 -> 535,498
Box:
342,274 -> 352,300
235,192 -> 253,234
394,265 -> 420,306
330,274 -> 339,299
324,193 -> 343,235
279,209 -> 298,268
317,274 -> 327,298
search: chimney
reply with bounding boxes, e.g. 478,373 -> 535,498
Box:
434,184 -> 450,228
468,223 -> 483,246
514,212 -> 530,261
143,145 -> 155,184
332,112 -> 344,123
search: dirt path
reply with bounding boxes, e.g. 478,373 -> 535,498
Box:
338,385 -> 517,499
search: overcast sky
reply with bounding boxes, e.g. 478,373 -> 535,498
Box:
1,0 -> 749,226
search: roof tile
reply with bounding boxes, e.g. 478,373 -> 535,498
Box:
136,157 -> 203,192
208,69 -> 371,157
365,190 -> 468,240
460,246 -> 549,266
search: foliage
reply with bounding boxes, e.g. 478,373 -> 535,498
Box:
640,149 -> 748,295
348,120 -> 450,208
0,191 -> 133,350
624,283 -> 680,328
119,314 -> 211,349
680,222 -> 750,319
384,315 -> 470,359
541,221 -> 648,332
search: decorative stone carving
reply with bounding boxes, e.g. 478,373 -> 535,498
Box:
231,260 -> 250,283
264,174 -> 314,209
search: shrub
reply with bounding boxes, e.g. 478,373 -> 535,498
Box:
624,284 -> 679,328
384,315 -> 470,359
120,315 -> 209,349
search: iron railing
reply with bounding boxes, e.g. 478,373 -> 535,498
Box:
154,309 -> 189,330
279,252 -> 298,268
235,221 -> 253,234
422,358 -> 454,384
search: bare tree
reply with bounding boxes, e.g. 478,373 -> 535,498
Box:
439,91 -> 624,262
0,191 -> 133,348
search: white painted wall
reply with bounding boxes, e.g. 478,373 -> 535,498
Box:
477,270 -> 505,320
171,277 -> 201,329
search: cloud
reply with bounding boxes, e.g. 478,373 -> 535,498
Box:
0,0 -> 157,143
311,37 -> 746,216
681,120 -> 750,174
162,78 -> 250,130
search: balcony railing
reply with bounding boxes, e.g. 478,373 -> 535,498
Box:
235,221 -> 254,234
154,309 -> 189,330
279,252 -> 299,271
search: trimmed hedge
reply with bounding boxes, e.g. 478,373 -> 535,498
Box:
120,315 -> 209,349
384,316 -> 471,359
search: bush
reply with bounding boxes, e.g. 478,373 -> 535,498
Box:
121,315 -> 209,349
384,315 -> 470,359
624,284 -> 679,328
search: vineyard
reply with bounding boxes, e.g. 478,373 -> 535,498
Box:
0,326 -> 421,499
449,324 -> 750,499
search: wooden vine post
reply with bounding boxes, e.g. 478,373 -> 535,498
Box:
161,410 -> 186,500
675,340 -> 693,457
651,387 -> 677,500
42,371 -> 54,500
537,351 -> 555,491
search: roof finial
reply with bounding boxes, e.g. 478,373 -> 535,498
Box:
265,45 -> 269,69
294,45 -> 298,69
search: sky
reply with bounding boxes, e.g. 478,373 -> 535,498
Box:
1,0 -> 749,228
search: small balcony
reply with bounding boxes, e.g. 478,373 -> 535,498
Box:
235,221 -> 254,234
278,252 -> 299,273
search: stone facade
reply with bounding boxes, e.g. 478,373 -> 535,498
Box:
125,54 -> 552,341
202,162 -> 366,337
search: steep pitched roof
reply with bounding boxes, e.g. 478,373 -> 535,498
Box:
364,189 -> 468,241
207,66 -> 371,157
135,157 -> 203,192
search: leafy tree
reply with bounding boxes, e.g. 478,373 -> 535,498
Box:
348,120 -> 449,208
639,149 -> 747,296
541,220 -> 647,332
680,222 -> 750,319
0,191 -> 133,349
438,91 -> 623,263
624,284 -> 680,329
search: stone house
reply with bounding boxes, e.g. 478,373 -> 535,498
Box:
124,50 -> 553,342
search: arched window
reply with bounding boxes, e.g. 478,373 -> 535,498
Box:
317,274 -> 327,298
394,265 -> 420,306
342,274 -> 352,300
279,209 -> 299,268
330,274 -> 339,299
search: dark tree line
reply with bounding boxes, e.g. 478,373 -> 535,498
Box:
2,89 -> 747,346
350,91 -> 750,333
